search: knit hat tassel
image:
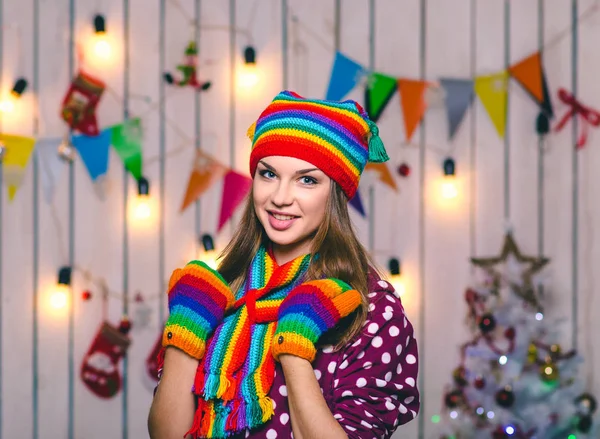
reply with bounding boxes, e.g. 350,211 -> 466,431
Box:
367,120 -> 389,163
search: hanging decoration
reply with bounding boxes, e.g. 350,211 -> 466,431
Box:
60,71 -> 106,136
179,150 -> 228,213
325,51 -> 366,101
111,117 -> 144,180
349,190 -> 366,217
164,41 -> 211,91
80,321 -> 131,399
0,134 -> 36,201
71,128 -> 112,183
470,232 -> 549,309
217,170 -> 252,232
440,78 -> 475,141
553,88 -> 600,149
324,49 -> 565,142
35,138 -> 66,204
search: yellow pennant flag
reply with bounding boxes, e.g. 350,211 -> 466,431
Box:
1,134 -> 36,201
474,71 -> 509,138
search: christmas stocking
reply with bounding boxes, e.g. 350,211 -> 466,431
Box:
61,71 -> 105,136
81,321 -> 131,399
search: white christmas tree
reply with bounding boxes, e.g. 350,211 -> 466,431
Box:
434,233 -> 598,439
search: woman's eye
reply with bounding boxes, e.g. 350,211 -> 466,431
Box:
259,169 -> 276,179
301,176 -> 317,185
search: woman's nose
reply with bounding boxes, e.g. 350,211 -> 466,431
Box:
271,181 -> 294,206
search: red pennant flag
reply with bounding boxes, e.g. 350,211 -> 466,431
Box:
180,151 -> 227,213
398,79 -> 429,142
218,170 -> 252,232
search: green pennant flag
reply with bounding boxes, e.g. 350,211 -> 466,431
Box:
111,118 -> 143,180
364,73 -> 398,122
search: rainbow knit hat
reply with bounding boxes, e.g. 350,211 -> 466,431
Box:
247,90 -> 389,199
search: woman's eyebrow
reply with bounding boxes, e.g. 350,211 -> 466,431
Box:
258,160 -> 320,176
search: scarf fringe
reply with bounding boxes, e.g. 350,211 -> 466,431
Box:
203,373 -> 231,399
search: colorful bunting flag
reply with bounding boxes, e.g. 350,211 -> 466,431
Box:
508,51 -> 553,117
180,151 -> 228,213
440,78 -> 475,140
365,162 -> 398,192
35,137 -> 65,204
474,71 -> 509,138
218,170 -> 252,232
111,118 -> 143,180
0,134 -> 36,201
72,128 -> 112,181
349,190 -> 366,217
325,51 -> 366,101
364,73 -> 397,122
398,79 -> 429,142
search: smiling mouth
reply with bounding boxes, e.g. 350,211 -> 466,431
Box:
268,211 -> 299,220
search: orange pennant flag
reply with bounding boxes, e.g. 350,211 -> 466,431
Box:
398,79 -> 429,142
180,151 -> 228,213
508,51 -> 543,102
365,162 -> 398,192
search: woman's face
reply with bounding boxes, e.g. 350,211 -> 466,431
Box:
253,155 -> 331,264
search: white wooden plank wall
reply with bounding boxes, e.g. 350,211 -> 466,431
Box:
0,1 -> 598,438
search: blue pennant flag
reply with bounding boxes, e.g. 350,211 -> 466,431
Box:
72,128 -> 112,181
325,51 -> 366,101
440,78 -> 475,140
35,137 -> 66,203
349,189 -> 366,217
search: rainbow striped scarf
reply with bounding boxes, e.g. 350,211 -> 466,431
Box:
186,245 -> 312,438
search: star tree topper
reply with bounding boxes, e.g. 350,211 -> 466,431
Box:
470,232 -> 550,308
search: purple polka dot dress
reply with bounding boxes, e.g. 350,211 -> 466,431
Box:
232,270 -> 420,438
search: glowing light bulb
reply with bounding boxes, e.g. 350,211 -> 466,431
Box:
388,258 -> 405,297
94,36 -> 112,59
199,234 -> 218,269
134,196 -> 151,220
441,180 -> 458,199
505,425 -> 515,435
487,411 -> 495,419
499,355 -> 508,365
535,312 -> 544,321
449,411 -> 458,419
50,266 -> 72,311
0,97 -> 15,113
238,46 -> 259,89
50,286 -> 69,309
133,176 -> 151,221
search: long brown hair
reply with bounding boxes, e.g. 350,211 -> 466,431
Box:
217,180 -> 381,350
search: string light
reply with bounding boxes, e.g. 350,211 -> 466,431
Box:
199,234 -> 218,269
133,176 -> 151,220
238,46 -> 259,88
388,258 -> 405,297
50,266 -> 71,310
441,157 -> 458,199
93,14 -> 111,60
0,78 -> 28,113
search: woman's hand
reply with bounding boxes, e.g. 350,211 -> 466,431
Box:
148,347 -> 198,439
272,278 -> 361,362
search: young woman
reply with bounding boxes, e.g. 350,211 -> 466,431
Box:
148,91 -> 420,439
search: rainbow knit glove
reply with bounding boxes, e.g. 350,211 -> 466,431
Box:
162,261 -> 235,360
272,279 -> 362,362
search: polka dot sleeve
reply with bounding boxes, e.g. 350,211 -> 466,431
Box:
326,279 -> 420,439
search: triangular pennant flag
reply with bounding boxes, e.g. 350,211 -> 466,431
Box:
0,134 -> 36,201
474,71 -> 509,138
364,73 -> 398,122
349,190 -> 366,217
218,170 -> 252,232
35,137 -> 66,204
508,51 -> 553,117
398,79 -> 429,142
180,151 -> 228,213
72,128 -> 112,181
325,51 -> 366,101
365,162 -> 398,192
111,118 -> 143,180
440,78 -> 475,140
